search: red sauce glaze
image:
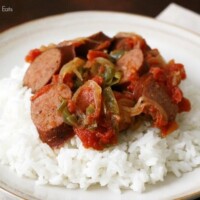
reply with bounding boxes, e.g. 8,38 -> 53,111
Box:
74,125 -> 117,150
75,87 -> 94,112
51,75 -> 59,84
87,50 -> 109,60
178,97 -> 191,113
161,121 -> 179,137
149,67 -> 166,82
115,38 -> 135,50
62,73 -> 74,89
25,48 -> 41,63
171,87 -> 183,104
92,75 -> 103,86
31,84 -> 52,101
67,100 -> 76,113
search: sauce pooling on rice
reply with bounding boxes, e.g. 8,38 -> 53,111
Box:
23,32 -> 191,150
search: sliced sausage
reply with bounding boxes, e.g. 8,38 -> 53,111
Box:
89,31 -> 111,42
58,32 -> 111,58
23,46 -> 75,93
116,48 -> 144,83
58,38 -> 85,48
111,32 -> 148,51
132,75 -> 178,127
38,123 -> 74,148
31,83 -> 73,147
145,49 -> 166,68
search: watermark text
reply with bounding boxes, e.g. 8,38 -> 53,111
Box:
2,5 -> 13,12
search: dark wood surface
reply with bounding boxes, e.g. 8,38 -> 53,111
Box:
0,0 -> 199,33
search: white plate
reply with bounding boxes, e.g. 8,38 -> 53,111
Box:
0,11 -> 200,200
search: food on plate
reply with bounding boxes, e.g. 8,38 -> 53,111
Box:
23,32 -> 191,150
31,83 -> 74,147
23,46 -> 76,93
1,31 -> 199,193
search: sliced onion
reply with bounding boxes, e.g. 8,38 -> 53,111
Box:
129,96 -> 168,126
59,57 -> 85,81
72,80 -> 102,126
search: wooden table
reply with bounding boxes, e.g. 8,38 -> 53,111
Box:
0,0 -> 199,32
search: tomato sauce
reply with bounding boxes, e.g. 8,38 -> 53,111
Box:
74,125 -> 117,150
25,48 -> 41,63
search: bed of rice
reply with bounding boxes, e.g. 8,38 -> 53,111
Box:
0,64 -> 200,193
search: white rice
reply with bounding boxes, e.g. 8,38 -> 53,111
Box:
0,64 -> 200,193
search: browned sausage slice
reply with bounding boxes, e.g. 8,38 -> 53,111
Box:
31,83 -> 73,147
111,32 -> 147,51
58,32 -> 111,58
23,46 -> 75,93
116,48 -> 144,83
132,75 -> 178,127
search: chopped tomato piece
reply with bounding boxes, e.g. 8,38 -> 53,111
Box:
178,97 -> 191,112
74,126 -> 117,150
67,100 -> 76,113
92,75 -> 103,86
149,67 -> 166,82
171,87 -> 183,104
167,61 -> 186,80
115,38 -> 135,50
62,73 -> 74,89
87,50 -> 109,60
51,75 -> 59,84
96,40 -> 111,50
161,121 -> 179,137
25,48 -> 41,63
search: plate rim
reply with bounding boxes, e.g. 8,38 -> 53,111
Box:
0,11 -> 200,45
